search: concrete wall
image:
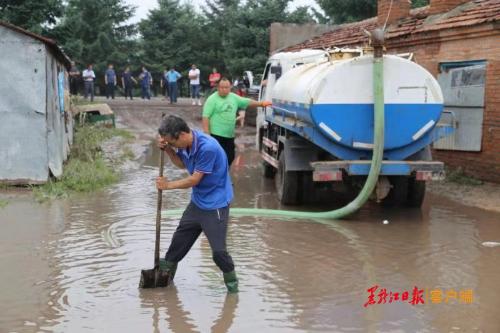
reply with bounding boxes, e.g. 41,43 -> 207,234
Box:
269,23 -> 335,54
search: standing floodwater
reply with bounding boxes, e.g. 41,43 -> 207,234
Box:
1,100 -> 500,332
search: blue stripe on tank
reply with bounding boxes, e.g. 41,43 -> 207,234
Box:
271,102 -> 442,150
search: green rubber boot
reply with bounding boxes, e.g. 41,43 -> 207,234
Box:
223,271 -> 239,293
159,259 -> 178,281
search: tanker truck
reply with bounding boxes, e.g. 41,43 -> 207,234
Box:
257,48 -> 454,207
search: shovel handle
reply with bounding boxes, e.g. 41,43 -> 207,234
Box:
154,149 -> 165,266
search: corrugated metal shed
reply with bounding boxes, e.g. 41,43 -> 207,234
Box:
0,21 -> 74,184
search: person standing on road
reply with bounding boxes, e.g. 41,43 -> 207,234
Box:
121,66 -> 137,100
160,68 -> 169,100
156,115 -> 238,293
166,66 -> 182,104
104,63 -> 117,99
69,61 -> 80,96
202,77 -> 271,166
188,64 -> 201,106
139,66 -> 153,100
82,64 -> 96,102
209,67 -> 221,91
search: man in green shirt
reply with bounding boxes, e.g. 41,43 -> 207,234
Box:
202,78 -> 271,165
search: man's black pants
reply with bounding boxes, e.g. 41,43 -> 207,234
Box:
106,83 -> 115,99
124,84 -> 133,99
70,78 -> 78,95
211,134 -> 235,166
165,202 -> 235,273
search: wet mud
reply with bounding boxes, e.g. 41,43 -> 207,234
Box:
1,98 -> 500,332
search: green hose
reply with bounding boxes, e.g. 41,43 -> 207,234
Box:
164,55 -> 385,220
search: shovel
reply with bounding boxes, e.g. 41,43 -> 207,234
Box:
139,149 -> 170,288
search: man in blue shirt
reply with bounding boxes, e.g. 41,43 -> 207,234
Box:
156,115 -> 238,293
165,66 -> 182,104
104,64 -> 116,99
139,66 -> 152,100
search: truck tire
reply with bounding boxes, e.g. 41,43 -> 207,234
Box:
406,177 -> 426,207
275,152 -> 300,205
262,161 -> 275,178
381,176 -> 408,207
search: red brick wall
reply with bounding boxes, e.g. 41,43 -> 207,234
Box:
429,0 -> 470,15
378,0 -> 411,26
388,26 -> 500,182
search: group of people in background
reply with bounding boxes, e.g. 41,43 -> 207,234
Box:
69,62 -> 220,105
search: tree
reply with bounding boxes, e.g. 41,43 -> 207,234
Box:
49,0 -> 137,74
0,0 -> 63,33
412,0 -> 429,8
316,0 -> 430,24
316,0 -> 376,24
204,0 -> 315,78
139,0 -> 212,92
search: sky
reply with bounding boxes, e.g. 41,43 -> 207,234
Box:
125,0 -> 322,23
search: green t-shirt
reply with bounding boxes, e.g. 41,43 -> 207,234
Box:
202,92 -> 251,138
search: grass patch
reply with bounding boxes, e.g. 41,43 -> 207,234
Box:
120,147 -> 135,161
72,96 -> 101,106
111,128 -> 135,141
446,167 -> 483,186
0,199 -> 8,208
34,124 -> 132,201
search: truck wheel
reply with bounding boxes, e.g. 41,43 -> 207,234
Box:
262,161 -> 275,178
381,176 -> 408,207
406,177 -> 426,207
275,152 -> 300,205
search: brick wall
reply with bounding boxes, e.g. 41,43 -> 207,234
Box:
378,0 -> 411,26
388,26 -> 500,182
429,0 -> 470,15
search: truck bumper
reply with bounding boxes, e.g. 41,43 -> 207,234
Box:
311,160 -> 445,182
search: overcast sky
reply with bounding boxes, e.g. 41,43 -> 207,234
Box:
125,0 -> 322,23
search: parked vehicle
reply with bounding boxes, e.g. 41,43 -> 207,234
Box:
257,48 -> 454,207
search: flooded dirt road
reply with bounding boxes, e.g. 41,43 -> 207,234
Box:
1,98 -> 500,332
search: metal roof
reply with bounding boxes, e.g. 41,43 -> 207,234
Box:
0,20 -> 72,69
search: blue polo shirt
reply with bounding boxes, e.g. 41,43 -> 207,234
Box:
176,130 -> 233,210
165,70 -> 181,83
105,68 -> 116,84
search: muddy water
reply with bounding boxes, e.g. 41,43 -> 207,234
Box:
2,141 -> 500,332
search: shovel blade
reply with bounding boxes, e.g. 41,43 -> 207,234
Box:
139,268 -> 170,288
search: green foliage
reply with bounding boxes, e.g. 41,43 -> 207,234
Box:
120,147 -> 135,161
62,158 -> 118,192
138,0 -> 316,83
33,158 -> 118,201
0,199 -> 8,209
198,0 -> 315,78
0,0 -> 63,33
412,0 -> 429,8
48,0 -> 138,74
34,125 -> 132,201
139,0 -> 210,79
446,167 -> 483,186
71,125 -> 115,162
316,0 -> 376,24
317,0 -> 430,24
